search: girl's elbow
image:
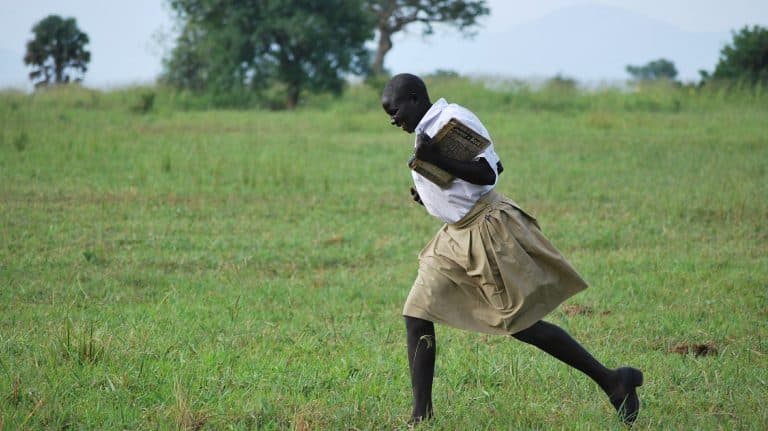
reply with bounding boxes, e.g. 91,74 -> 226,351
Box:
480,172 -> 496,185
484,166 -> 498,184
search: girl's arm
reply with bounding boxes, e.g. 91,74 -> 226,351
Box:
415,133 -> 497,186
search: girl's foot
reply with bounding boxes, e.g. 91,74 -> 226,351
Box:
607,367 -> 643,425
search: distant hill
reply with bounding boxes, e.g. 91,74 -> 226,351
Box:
388,4 -> 731,83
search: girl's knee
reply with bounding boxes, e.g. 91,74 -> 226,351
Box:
512,320 -> 552,344
405,316 -> 434,336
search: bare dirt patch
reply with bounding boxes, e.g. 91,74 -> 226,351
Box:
561,304 -> 594,316
561,304 -> 612,317
669,342 -> 719,357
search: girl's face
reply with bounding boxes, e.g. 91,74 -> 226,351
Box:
381,89 -> 422,134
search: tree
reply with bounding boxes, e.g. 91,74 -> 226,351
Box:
700,25 -> 768,85
367,0 -> 490,76
625,58 -> 678,82
164,0 -> 373,108
24,15 -> 91,87
162,21 -> 209,93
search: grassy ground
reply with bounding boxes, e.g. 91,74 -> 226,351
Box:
1,80 -> 766,429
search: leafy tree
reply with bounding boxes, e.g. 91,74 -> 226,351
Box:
700,25 -> 768,85
625,58 -> 678,82
164,0 -> 373,108
24,15 -> 91,87
163,21 -> 209,93
367,0 -> 489,75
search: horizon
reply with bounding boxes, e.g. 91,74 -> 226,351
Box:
1,0 -> 767,90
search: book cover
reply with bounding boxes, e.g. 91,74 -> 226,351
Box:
408,118 -> 491,187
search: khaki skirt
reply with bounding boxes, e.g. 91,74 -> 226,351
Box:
403,190 -> 588,335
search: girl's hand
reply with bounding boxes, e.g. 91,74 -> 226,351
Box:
410,187 -> 424,206
415,133 -> 439,163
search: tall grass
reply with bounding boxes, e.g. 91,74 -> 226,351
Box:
4,75 -> 763,115
1,78 -> 766,429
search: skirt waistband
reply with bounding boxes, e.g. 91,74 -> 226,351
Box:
451,190 -> 502,229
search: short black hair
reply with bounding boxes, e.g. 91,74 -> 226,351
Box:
383,73 -> 429,102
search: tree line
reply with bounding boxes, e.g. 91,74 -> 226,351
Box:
161,0 -> 489,107
23,5 -> 768,108
626,26 -> 768,87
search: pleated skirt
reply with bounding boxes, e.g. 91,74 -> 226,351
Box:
403,190 -> 588,335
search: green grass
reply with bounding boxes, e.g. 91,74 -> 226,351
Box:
1,80 -> 767,429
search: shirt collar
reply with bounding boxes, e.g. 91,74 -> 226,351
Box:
414,98 -> 447,135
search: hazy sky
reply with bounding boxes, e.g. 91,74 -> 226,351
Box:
1,0 -> 766,88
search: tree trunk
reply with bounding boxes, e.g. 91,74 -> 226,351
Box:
286,85 -> 300,109
55,64 -> 64,84
372,29 -> 393,75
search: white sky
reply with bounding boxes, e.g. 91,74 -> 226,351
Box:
1,1 -> 767,88
484,0 -> 767,33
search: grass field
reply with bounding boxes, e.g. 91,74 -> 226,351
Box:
1,79 -> 767,429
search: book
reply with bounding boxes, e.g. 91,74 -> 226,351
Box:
408,118 -> 491,187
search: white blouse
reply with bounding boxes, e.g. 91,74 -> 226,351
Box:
412,98 -> 501,224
